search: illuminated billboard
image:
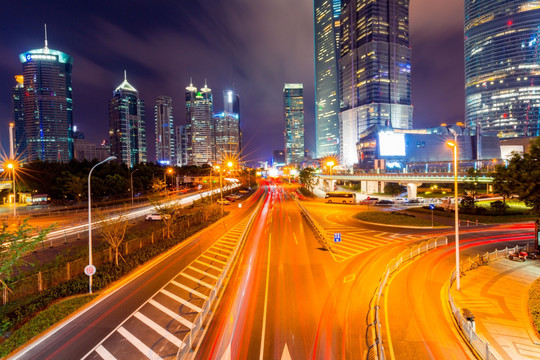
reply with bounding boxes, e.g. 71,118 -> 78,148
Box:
378,132 -> 406,156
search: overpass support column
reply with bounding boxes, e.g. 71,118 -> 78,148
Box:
379,182 -> 386,193
361,181 -> 367,194
406,183 -> 419,199
366,181 -> 379,194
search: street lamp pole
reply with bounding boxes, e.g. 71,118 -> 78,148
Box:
130,168 -> 139,207
7,163 -> 16,218
447,133 -> 460,291
87,156 -> 116,294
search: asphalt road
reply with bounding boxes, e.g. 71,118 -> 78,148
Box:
9,188 -> 264,360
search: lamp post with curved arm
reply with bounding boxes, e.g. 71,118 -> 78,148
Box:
130,168 -> 139,207
87,156 -> 116,294
447,132 -> 460,291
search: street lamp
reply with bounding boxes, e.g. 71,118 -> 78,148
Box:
326,160 -> 335,191
87,156 -> 116,294
447,135 -> 460,291
215,165 -> 223,214
130,168 -> 139,207
6,161 -> 16,218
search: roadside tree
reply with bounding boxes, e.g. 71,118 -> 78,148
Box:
95,211 -> 128,266
299,167 -> 317,193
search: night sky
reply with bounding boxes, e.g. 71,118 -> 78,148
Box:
0,1 -> 464,164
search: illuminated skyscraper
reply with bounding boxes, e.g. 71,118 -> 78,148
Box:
314,0 -> 341,158
108,71 -> 147,167
283,84 -> 305,165
213,112 -> 240,162
175,125 -> 188,166
185,81 -> 214,166
155,96 -> 174,166
12,75 -> 25,158
465,0 -> 540,138
339,0 -> 413,166
19,32 -> 74,162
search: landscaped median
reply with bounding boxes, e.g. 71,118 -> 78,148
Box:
354,211 -> 443,227
530,277 -> 540,337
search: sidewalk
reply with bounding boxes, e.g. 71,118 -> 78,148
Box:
451,259 -> 540,359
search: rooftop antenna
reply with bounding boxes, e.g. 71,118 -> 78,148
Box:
124,69 -> 127,81
190,76 -> 193,86
44,24 -> 49,50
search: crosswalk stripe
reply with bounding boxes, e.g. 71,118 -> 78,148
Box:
134,312 -> 185,349
188,266 -> 218,280
118,326 -> 163,359
218,238 -> 237,245
213,244 -> 233,253
216,240 -> 235,248
95,345 -> 116,360
336,242 -> 369,252
148,299 -> 194,329
160,289 -> 202,313
180,272 -> 214,289
171,280 -> 209,300
195,260 -> 223,272
207,250 -> 229,259
201,254 -> 227,265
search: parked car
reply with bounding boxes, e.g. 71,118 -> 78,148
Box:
225,195 -> 236,202
360,197 -> 379,205
375,200 -> 394,206
145,213 -> 171,221
508,250 -> 528,262
393,198 -> 405,204
217,199 -> 231,205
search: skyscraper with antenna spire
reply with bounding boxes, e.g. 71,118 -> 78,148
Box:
18,25 -> 74,162
185,79 -> 214,165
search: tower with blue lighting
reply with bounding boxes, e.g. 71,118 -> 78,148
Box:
155,96 -> 174,166
338,0 -> 413,166
465,0 -> 540,138
19,29 -> 74,162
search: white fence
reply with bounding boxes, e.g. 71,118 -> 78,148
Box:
447,243 -> 535,360
366,236 -> 449,360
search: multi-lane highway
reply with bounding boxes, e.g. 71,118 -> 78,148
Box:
9,180 -> 536,359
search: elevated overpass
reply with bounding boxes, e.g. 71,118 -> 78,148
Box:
316,173 -> 494,198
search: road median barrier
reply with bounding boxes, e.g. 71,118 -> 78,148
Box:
292,197 -> 336,254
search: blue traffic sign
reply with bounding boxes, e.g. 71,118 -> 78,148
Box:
429,204 -> 435,210
334,233 -> 341,243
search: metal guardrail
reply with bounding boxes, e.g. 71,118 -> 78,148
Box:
447,243 -> 535,360
175,194 -> 263,359
317,173 -> 494,183
366,236 -> 448,360
292,196 -> 336,253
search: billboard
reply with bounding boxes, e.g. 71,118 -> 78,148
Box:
378,132 -> 406,156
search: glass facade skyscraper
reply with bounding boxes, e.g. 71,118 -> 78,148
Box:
314,0 -> 341,158
465,0 -> 540,138
185,81 -> 214,166
12,75 -> 25,158
283,84 -> 305,165
108,72 -> 147,168
19,45 -> 74,162
338,0 -> 413,166
155,96 -> 174,166
213,112 -> 240,162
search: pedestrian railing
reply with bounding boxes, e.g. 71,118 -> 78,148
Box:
293,198 -> 336,253
366,236 -> 448,360
175,197 -> 263,359
447,243 -> 535,360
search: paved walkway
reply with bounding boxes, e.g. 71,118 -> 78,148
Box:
451,259 -> 540,359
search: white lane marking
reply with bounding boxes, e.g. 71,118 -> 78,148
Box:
160,289 -> 202,313
149,299 -> 194,329
288,215 -> 291,223
293,232 -> 298,245
259,234 -> 272,360
216,241 -> 235,249
171,280 -> 209,300
95,345 -> 117,360
201,254 -> 227,265
213,244 -> 233,253
207,250 -> 229,259
195,259 -> 223,272
220,343 -> 232,360
117,326 -> 163,360
180,272 -> 214,289
281,343 -> 292,360
188,265 -> 219,280
134,312 -> 185,349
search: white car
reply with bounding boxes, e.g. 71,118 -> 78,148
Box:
145,213 -> 171,221
217,199 -> 231,205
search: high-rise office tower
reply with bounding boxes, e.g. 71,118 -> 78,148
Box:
314,0 -> 342,158
108,71 -> 147,167
283,84 -> 305,165
12,75 -> 25,158
339,0 -> 413,166
213,112 -> 240,162
223,89 -> 242,157
19,31 -> 74,162
185,81 -> 214,166
155,96 -> 174,166
175,125 -> 188,166
465,1 -> 540,138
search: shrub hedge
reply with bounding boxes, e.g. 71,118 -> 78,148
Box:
529,277 -> 540,338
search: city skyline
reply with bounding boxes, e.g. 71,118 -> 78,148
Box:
0,1 -> 465,164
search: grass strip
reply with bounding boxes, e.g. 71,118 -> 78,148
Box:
529,277 -> 540,338
354,211 -> 440,227
0,294 -> 96,358
405,207 -> 536,224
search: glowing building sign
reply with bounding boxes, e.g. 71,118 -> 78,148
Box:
378,132 -> 406,156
